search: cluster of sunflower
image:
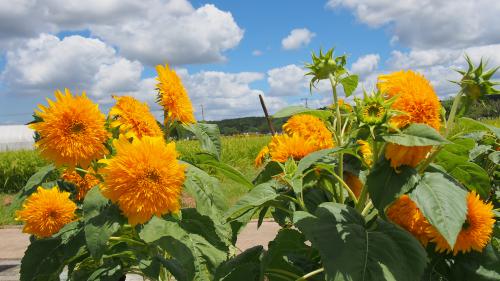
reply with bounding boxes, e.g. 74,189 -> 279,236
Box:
16,64 -> 195,237
237,49 -> 499,280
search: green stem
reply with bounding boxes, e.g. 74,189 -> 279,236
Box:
445,91 -> 463,137
109,236 -> 146,247
355,184 -> 369,212
329,73 -> 344,204
296,268 -> 325,281
75,167 -> 89,174
267,269 -> 301,280
330,172 -> 358,205
361,200 -> 374,217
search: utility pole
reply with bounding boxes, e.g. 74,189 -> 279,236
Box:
301,98 -> 309,108
200,104 -> 205,122
258,94 -> 276,135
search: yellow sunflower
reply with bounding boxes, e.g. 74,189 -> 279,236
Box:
255,146 -> 269,167
30,89 -> 108,168
343,172 -> 363,198
387,195 -> 431,246
100,136 -> 185,225
282,114 -> 334,149
16,187 -> 77,238
427,191 -> 495,255
268,134 -> 320,163
61,169 -> 100,201
156,64 -> 196,124
377,71 -> 442,168
109,96 -> 163,139
357,140 -> 373,167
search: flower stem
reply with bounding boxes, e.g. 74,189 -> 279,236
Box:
445,91 -> 463,137
329,73 -> 344,204
329,171 -> 358,205
296,268 -> 324,281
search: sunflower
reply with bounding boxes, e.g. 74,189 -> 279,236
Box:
30,89 -> 108,168
427,191 -> 495,255
268,134 -> 320,163
384,144 -> 433,169
329,99 -> 353,113
357,140 -> 373,167
16,187 -> 77,238
255,146 -> 269,167
109,96 -> 163,139
343,172 -> 362,198
387,195 -> 431,246
156,64 -> 196,124
100,136 -> 185,225
378,71 -> 442,168
282,114 -> 334,149
61,169 -> 100,201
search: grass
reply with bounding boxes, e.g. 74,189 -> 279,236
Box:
0,134 -> 270,225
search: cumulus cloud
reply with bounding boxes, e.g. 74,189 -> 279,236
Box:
267,64 -> 308,96
327,0 -> 500,49
1,34 -> 143,99
351,54 -> 380,76
0,0 -> 243,65
252,50 -> 263,56
281,28 -> 316,50
174,70 -> 286,120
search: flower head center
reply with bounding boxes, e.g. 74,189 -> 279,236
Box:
145,169 -> 162,183
69,121 -> 85,133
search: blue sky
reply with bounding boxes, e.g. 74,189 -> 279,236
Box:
1,0 -> 499,124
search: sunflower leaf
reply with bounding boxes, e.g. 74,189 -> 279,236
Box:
382,123 -> 449,146
410,172 -> 468,248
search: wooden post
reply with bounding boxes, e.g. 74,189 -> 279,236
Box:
258,94 -> 276,135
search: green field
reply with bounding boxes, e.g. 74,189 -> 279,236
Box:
0,135 -> 270,225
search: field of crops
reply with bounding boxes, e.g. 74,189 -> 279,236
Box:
0,134 -> 270,225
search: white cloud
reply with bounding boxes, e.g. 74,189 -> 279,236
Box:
267,64 -> 308,96
175,70 -> 287,120
281,28 -> 316,50
0,0 -> 244,66
327,0 -> 500,49
1,34 -> 143,99
351,54 -> 380,76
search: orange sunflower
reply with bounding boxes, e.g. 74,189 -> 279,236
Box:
377,70 -> 442,168
255,146 -> 269,167
156,64 -> 195,124
61,169 -> 100,201
30,89 -> 108,168
343,172 -> 363,198
282,114 -> 334,149
16,187 -> 77,238
100,136 -> 185,225
427,191 -> 495,255
268,134 -> 320,163
109,96 -> 163,139
387,195 -> 431,246
357,140 -> 373,167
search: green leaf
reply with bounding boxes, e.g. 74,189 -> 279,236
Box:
272,106 -> 333,120
460,117 -> 500,138
409,172 -> 468,248
450,243 -> 500,281
83,187 -> 124,258
435,142 -> 491,198
253,161 -> 282,185
20,164 -> 56,197
184,123 -> 222,159
194,153 -> 253,189
184,163 -> 228,215
340,74 -> 358,97
382,123 -> 449,146
293,203 -> 427,281
225,181 -> 280,220
139,216 -> 227,281
262,229 -> 321,280
20,222 -> 86,281
215,246 -> 264,281
296,147 -> 344,174
489,151 -> 500,164
366,159 -> 419,214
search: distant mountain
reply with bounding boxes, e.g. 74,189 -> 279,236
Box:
205,116 -> 287,135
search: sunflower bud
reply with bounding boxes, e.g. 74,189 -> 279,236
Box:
455,55 -> 500,101
305,48 -> 347,91
355,91 -> 391,126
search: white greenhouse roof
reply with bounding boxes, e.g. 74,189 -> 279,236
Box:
0,125 -> 35,151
